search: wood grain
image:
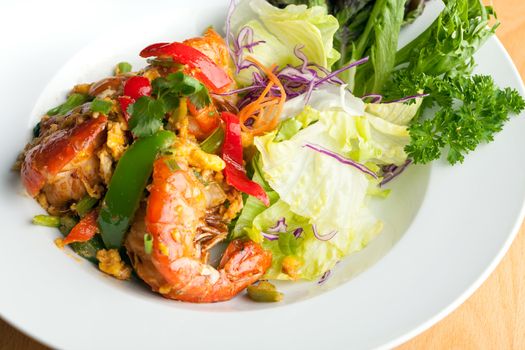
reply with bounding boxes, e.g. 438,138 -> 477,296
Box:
1,1 -> 524,349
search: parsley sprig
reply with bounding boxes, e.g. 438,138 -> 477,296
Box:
127,72 -> 211,138
388,71 -> 525,164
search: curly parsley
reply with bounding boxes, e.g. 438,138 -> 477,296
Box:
388,71 -> 525,164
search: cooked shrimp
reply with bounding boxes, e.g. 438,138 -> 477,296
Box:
21,115 -> 107,211
126,156 -> 271,303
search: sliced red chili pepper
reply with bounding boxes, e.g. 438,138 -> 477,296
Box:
63,210 -> 99,245
123,76 -> 152,100
118,76 -> 152,122
221,112 -> 269,206
140,42 -> 232,93
118,96 -> 134,122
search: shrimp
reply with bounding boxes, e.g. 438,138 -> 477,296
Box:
125,156 -> 271,303
21,114 -> 107,211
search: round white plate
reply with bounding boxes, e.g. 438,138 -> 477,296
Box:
1,1 -> 524,349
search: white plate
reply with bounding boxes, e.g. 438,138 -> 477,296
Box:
1,1 -> 524,349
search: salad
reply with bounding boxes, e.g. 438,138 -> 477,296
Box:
16,0 -> 524,303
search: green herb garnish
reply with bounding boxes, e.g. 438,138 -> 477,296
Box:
90,99 -> 113,115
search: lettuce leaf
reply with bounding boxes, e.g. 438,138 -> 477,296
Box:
234,87 -> 420,280
230,0 -> 340,85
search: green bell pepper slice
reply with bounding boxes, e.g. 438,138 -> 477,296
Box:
98,130 -> 176,249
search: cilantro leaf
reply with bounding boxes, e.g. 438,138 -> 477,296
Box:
152,72 -> 211,110
90,99 -> 113,115
188,87 -> 212,109
128,96 -> 166,137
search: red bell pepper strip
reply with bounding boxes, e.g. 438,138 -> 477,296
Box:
118,76 -> 152,122
140,42 -> 232,93
221,112 -> 269,206
63,210 -> 99,245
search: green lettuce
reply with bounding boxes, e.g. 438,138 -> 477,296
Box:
233,87 -> 422,280
230,0 -> 340,85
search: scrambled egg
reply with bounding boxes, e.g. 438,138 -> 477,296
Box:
96,249 -> 131,280
97,147 -> 113,185
189,147 -> 225,172
106,121 -> 128,160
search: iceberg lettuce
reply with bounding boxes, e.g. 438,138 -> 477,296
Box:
234,87 -> 421,280
230,0 -> 340,85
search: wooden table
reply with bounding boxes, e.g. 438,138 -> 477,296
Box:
1,1 -> 524,349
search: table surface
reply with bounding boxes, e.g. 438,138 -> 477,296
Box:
1,1 -> 524,349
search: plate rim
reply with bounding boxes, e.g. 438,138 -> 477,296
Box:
1,3 -> 524,350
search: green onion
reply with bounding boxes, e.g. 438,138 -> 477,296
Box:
144,234 -> 153,254
116,61 -> 132,75
199,126 -> 224,154
90,99 -> 113,115
163,158 -> 181,172
73,196 -> 98,217
32,215 -> 60,227
47,93 -> 90,116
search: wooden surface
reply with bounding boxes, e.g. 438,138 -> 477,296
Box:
398,0 -> 525,348
1,1 -> 524,349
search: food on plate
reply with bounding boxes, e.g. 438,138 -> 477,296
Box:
18,0 -> 524,303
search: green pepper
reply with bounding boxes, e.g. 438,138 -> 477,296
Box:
59,216 -> 103,263
98,130 -> 176,249
199,126 -> 224,154
115,61 -> 132,75
47,93 -> 91,116
247,281 -> 283,302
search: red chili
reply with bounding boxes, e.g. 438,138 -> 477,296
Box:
63,210 -> 99,245
123,76 -> 152,100
119,76 -> 152,122
221,112 -> 269,206
118,96 -> 134,122
140,42 -> 232,93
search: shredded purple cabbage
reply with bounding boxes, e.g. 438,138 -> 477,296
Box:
232,53 -> 369,110
225,1 -> 263,74
224,1 -> 370,110
312,224 -> 338,241
292,227 -> 303,238
262,217 -> 303,240
303,143 -> 378,179
361,94 -> 383,103
386,93 -> 429,104
267,217 -> 287,233
317,269 -> 332,285
380,159 -> 412,186
361,93 -> 429,104
262,232 -> 279,241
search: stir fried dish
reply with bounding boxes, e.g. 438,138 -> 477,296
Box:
18,0 -> 524,303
